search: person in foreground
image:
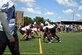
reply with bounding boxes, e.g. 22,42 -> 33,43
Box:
0,0 -> 20,55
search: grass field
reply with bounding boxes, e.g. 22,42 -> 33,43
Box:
4,32 -> 82,55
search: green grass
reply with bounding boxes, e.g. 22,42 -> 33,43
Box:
4,32 -> 82,55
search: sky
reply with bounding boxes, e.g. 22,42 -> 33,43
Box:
13,0 -> 82,22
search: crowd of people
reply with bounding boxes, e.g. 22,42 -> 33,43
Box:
55,23 -> 82,32
19,21 -> 61,43
19,21 -> 82,43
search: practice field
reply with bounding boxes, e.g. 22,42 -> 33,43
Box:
4,32 -> 82,55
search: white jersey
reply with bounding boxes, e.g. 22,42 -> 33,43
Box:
43,24 -> 55,30
31,28 -> 37,31
21,25 -> 30,31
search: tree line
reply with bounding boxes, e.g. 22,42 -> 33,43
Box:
24,16 -> 55,25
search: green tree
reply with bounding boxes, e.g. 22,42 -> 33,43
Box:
24,16 -> 33,25
33,16 -> 44,24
